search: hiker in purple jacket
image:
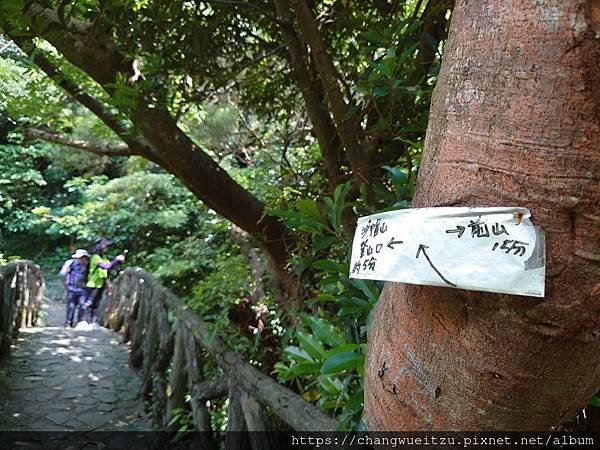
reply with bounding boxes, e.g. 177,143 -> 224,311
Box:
59,249 -> 90,327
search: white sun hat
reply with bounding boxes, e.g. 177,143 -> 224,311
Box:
71,249 -> 90,259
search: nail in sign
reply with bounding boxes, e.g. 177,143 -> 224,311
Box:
349,207 -> 545,297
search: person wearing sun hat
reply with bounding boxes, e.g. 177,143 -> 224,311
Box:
59,248 -> 90,327
85,237 -> 125,324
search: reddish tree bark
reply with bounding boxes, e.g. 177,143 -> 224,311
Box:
365,0 -> 600,430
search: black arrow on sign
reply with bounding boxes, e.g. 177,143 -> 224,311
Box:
445,226 -> 465,238
387,237 -> 404,249
416,244 -> 457,287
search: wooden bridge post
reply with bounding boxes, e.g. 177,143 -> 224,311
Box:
225,381 -> 250,450
240,390 -> 277,450
166,324 -> 188,426
101,267 -> 340,438
0,261 -> 44,358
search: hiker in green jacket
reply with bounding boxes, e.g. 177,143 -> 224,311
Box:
85,237 -> 125,324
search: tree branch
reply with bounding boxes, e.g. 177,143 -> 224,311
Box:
13,2 -> 299,302
288,0 -> 372,201
274,0 -> 343,188
11,40 -> 171,168
24,49 -> 154,156
23,127 -> 132,157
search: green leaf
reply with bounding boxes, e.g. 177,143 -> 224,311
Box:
346,389 -> 364,409
296,198 -> 322,222
383,165 -> 408,184
168,412 -> 181,426
381,56 -> 396,78
289,362 -> 320,377
341,297 -> 369,307
324,344 -> 360,358
313,259 -> 344,273
296,331 -> 326,361
361,29 -> 385,45
283,345 -> 314,364
373,84 -> 391,98
333,182 -> 351,207
313,293 -> 336,302
373,183 -> 396,204
349,279 -> 380,303
590,397 -> 600,407
319,275 -> 339,287
339,296 -> 371,315
269,207 -> 325,232
272,362 -> 293,380
321,352 -> 363,375
343,104 -> 360,121
318,375 -> 343,395
324,196 -> 336,229
324,181 -> 352,235
306,317 -> 344,347
313,235 -> 336,254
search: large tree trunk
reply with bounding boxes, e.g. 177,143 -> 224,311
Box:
365,0 -> 600,431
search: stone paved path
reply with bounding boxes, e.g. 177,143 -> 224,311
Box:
0,295 -> 153,431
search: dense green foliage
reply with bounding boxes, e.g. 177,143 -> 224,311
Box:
0,0 -> 453,431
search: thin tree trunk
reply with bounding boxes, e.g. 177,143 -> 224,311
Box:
288,0 -> 371,192
274,0 -> 343,189
365,0 -> 600,430
275,0 -> 356,234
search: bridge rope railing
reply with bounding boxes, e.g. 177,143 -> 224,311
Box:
99,267 -> 338,448
0,261 -> 45,358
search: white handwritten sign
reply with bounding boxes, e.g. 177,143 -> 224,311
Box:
349,207 -> 545,297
